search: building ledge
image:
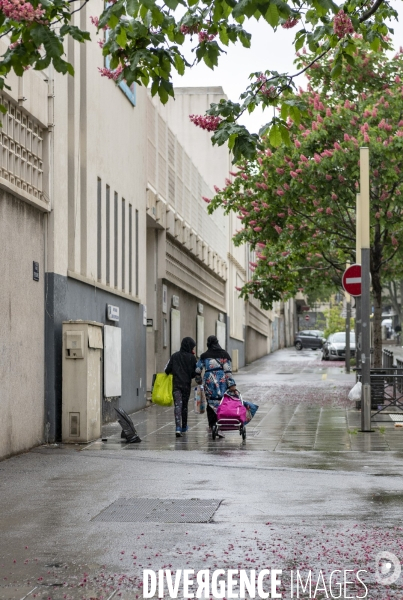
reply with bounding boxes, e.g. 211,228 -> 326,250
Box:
0,176 -> 50,213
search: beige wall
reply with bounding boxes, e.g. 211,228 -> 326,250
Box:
0,191 -> 45,458
158,87 -> 231,191
0,40 -> 50,459
51,2 -> 148,302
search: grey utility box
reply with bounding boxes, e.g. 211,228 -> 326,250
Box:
62,320 -> 103,443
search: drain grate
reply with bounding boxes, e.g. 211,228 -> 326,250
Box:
92,498 -> 222,523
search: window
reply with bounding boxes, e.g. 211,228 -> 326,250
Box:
106,184 -> 110,284
135,209 -> 139,296
104,31 -> 136,106
114,192 -> 118,287
129,204 -> 132,294
122,198 -> 126,290
97,177 -> 102,280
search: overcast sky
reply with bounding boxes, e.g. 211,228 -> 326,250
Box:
171,7 -> 403,134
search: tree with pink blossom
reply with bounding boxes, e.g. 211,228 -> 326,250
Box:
0,0 -> 398,157
208,40 -> 403,366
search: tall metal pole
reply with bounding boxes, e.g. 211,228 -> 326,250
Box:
345,295 -> 351,373
355,194 -> 362,370
360,148 -> 371,432
345,262 -> 351,374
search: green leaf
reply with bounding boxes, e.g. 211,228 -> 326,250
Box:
239,31 -> 251,48
0,104 -> 7,114
228,133 -> 237,150
151,78 -> 159,97
330,61 -> 342,78
370,37 -> 380,51
259,122 -> 271,136
174,53 -> 185,75
219,26 -> 229,45
279,124 -> 290,145
116,28 -> 127,47
265,3 -> 279,27
280,102 -> 289,120
53,56 -> 74,75
108,13 -> 119,28
174,31 -> 185,44
269,123 -> 282,146
126,0 -> 139,16
34,54 -> 52,70
295,34 -> 305,51
289,105 -> 300,125
344,53 -> 355,66
232,0 -> 256,19
158,83 -> 169,103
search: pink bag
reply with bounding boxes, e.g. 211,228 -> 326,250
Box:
216,395 -> 247,423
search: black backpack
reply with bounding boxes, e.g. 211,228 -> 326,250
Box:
114,407 -> 141,443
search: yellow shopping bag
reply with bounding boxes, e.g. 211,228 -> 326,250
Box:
151,373 -> 173,406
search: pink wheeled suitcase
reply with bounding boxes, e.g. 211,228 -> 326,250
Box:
216,395 -> 247,422
213,394 -> 247,441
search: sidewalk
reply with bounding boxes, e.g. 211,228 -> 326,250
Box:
92,347 -> 403,452
2,348 -> 403,600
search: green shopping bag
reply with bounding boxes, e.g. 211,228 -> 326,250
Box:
151,373 -> 173,406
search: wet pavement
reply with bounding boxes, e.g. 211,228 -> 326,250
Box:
2,348 -> 403,600
89,348 -> 403,453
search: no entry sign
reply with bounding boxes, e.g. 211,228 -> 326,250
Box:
342,264 -> 362,296
305,315 -> 310,321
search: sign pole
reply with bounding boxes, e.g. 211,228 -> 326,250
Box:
360,148 -> 371,432
355,194 -> 362,370
345,262 -> 351,374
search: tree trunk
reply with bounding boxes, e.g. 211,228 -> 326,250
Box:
372,272 -> 383,368
386,280 -> 403,326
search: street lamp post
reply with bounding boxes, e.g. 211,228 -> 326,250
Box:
360,148 -> 371,432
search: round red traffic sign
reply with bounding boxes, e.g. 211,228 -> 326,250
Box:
342,263 -> 362,296
305,315 -> 310,321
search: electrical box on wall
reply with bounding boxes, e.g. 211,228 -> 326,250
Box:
172,295 -> 179,308
197,303 -> 204,315
104,325 -> 122,397
62,320 -> 103,443
65,331 -> 84,359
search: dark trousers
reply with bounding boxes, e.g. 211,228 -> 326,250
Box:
207,404 -> 218,428
173,388 -> 190,429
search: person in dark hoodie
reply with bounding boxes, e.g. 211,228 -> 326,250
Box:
165,337 -> 197,437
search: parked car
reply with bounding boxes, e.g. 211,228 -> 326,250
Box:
321,332 -> 356,361
294,330 -> 325,351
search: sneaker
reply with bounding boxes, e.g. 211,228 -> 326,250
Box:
175,427 -> 183,438
181,426 -> 189,433
217,431 -> 225,439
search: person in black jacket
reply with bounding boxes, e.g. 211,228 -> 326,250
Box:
165,337 -> 197,437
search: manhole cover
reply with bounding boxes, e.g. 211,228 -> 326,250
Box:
92,498 -> 222,523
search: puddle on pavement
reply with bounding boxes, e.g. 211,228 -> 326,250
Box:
369,491 -> 403,504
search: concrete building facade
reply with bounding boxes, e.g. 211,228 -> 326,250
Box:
0,65 -> 50,459
45,1 -> 148,440
1,24 -> 297,459
145,94 -> 229,389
